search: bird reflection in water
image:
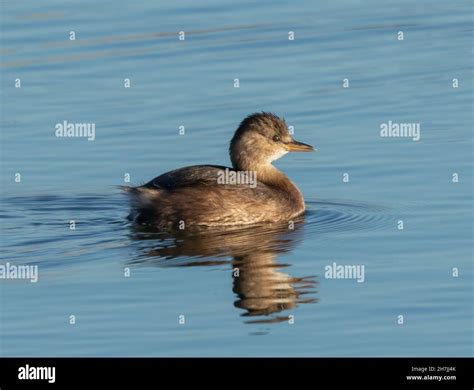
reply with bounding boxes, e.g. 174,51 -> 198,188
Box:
129,217 -> 318,324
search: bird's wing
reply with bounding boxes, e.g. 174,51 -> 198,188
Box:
141,165 -> 230,190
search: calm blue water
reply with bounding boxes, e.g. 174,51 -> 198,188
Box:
0,0 -> 472,356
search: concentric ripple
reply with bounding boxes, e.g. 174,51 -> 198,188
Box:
304,199 -> 394,235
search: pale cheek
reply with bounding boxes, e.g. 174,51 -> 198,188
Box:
269,149 -> 288,162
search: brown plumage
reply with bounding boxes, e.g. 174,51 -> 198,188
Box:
122,112 -> 314,229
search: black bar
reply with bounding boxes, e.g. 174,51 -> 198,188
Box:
0,358 -> 471,388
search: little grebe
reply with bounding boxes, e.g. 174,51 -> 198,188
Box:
123,112 -> 314,228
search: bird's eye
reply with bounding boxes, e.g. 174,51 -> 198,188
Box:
273,135 -> 280,142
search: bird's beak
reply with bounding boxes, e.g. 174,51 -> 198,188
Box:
286,139 -> 315,152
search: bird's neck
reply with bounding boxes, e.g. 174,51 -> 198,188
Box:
258,165 -> 299,192
234,162 -> 305,213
